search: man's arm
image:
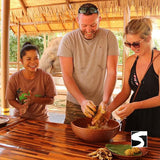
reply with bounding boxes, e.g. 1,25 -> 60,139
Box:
59,56 -> 85,104
59,56 -> 96,117
91,55 -> 118,124
103,55 -> 118,104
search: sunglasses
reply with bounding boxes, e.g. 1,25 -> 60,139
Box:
124,39 -> 144,48
78,6 -> 99,14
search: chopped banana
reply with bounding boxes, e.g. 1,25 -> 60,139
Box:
124,147 -> 141,156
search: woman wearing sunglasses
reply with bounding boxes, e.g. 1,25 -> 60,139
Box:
93,18 -> 160,137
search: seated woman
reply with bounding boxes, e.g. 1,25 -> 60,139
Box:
6,42 -> 56,121
92,18 -> 160,137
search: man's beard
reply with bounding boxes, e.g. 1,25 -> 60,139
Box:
81,30 -> 97,40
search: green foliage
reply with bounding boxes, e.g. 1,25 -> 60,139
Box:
9,30 -> 44,62
6,30 -> 160,65
9,31 -> 18,62
153,39 -> 160,50
113,31 -> 123,64
20,34 -> 44,56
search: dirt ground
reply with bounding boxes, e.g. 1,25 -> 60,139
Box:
47,94 -> 66,123
47,94 -> 66,113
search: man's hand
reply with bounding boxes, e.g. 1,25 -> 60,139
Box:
91,101 -> 111,125
81,100 -> 96,118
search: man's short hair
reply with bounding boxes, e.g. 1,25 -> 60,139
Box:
78,3 -> 99,15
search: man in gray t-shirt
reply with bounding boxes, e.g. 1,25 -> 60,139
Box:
57,3 -> 119,124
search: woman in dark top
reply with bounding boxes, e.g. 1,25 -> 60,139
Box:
92,18 -> 160,137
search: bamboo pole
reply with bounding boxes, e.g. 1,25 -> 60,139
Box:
122,5 -> 130,83
44,33 -> 46,50
1,0 -> 10,115
17,22 -> 20,71
48,34 -> 50,47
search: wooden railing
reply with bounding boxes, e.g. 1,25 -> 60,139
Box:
3,62 -> 123,79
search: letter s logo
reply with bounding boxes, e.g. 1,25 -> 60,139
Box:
131,131 -> 147,147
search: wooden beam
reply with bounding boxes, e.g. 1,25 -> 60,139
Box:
10,15 -> 148,26
10,26 -> 16,34
12,0 -> 115,9
18,0 -> 39,33
59,15 -> 66,31
11,27 -> 123,35
66,0 -> 71,9
32,22 -> 39,32
21,25 -> 27,33
18,0 -> 27,16
66,0 -> 78,28
15,16 -> 27,34
41,14 -> 52,31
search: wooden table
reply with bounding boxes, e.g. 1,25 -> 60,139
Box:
0,117 -> 159,160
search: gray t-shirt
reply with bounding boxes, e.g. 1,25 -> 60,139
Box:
58,28 -> 119,105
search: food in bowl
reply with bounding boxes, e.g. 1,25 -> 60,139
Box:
71,117 -> 120,142
87,121 -> 112,129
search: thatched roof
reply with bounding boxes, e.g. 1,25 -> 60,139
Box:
1,0 -> 160,35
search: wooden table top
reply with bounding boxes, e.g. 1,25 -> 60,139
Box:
0,117 -> 159,160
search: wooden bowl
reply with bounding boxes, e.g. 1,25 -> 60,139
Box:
71,117 -> 120,143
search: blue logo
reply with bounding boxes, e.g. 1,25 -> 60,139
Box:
131,131 -> 148,147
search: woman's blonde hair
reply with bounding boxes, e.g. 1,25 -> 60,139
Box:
124,18 -> 152,39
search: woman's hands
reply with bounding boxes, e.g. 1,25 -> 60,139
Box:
91,102 -> 136,125
19,90 -> 33,115
81,99 -> 136,124
23,90 -> 35,105
19,103 -> 28,115
115,103 -> 135,120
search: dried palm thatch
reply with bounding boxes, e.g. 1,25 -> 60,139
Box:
0,0 -> 160,35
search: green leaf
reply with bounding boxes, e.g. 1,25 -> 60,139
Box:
106,144 -> 132,155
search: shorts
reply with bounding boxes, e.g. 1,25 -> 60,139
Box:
64,100 -> 86,124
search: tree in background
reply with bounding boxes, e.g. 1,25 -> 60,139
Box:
9,30 -> 44,62
7,30 -> 160,64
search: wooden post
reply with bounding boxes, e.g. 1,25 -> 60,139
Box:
48,34 -> 50,47
122,6 -> 130,83
17,22 -> 20,71
44,33 -> 46,50
1,0 -> 10,115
